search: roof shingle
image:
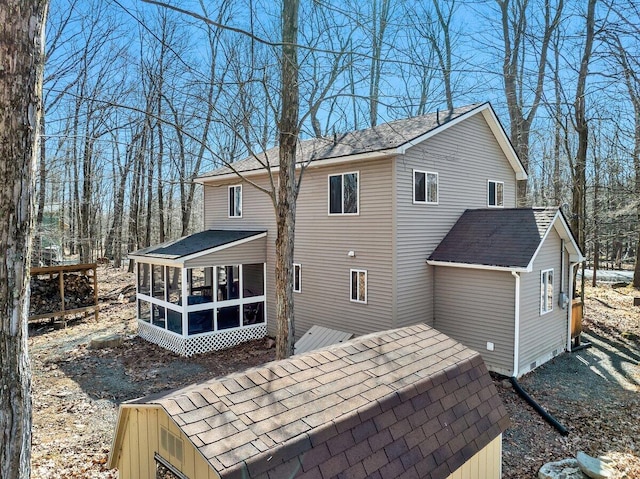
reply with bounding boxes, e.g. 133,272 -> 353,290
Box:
130,229 -> 265,259
428,207 -> 559,269
198,104 -> 483,179
127,324 -> 509,478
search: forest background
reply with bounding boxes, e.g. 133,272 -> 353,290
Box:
38,0 -> 640,283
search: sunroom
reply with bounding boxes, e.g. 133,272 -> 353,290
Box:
129,230 -> 268,356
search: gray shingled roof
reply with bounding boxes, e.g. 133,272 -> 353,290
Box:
197,104 -> 483,179
130,230 -> 265,259
126,324 -> 509,479
428,208 -> 558,269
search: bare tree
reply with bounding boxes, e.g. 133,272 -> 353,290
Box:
411,0 -> 458,115
496,0 -> 564,205
0,2 -> 48,477
607,34 -> 640,286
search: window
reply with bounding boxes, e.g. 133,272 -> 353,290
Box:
329,172 -> 359,214
540,269 -> 553,314
228,185 -> 242,217
293,263 -> 301,293
488,180 -> 504,207
350,269 -> 367,303
413,170 -> 438,204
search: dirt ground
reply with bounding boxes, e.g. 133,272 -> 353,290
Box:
28,266 -> 639,478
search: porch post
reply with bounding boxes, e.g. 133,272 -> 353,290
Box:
181,267 -> 189,337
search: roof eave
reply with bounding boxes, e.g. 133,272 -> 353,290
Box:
479,105 -> 528,180
129,231 -> 267,266
195,149 -> 398,184
396,103 -> 485,154
426,259 -> 531,273
526,210 -> 585,269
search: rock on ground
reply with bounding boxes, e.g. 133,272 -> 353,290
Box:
539,458 -> 588,479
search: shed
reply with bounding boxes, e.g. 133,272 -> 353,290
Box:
109,324 -> 509,479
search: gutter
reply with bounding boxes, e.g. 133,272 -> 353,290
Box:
511,271 -> 520,378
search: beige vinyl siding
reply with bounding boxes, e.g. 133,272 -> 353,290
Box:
447,435 -> 502,479
202,158 -> 394,338
203,178 -> 277,333
114,407 -> 219,479
183,236 -> 267,268
395,114 -> 518,327
518,229 -> 567,373
433,267 -> 515,376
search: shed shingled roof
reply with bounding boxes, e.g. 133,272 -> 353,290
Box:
129,229 -> 266,259
428,208 -> 559,269
122,324 -> 509,479
196,104 -> 484,179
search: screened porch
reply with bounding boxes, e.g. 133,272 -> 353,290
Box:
130,230 -> 268,356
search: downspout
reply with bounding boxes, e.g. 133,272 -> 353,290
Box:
511,271 -> 520,378
509,377 -> 569,435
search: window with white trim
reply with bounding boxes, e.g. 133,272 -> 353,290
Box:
488,180 -> 504,207
540,269 -> 553,314
350,269 -> 367,303
228,185 -> 242,217
293,263 -> 301,293
413,170 -> 438,204
329,172 -> 359,215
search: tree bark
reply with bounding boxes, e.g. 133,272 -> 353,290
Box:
275,0 -> 300,360
497,0 -> 563,206
0,2 -> 48,478
571,0 -> 596,300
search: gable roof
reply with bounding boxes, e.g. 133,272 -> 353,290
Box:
196,102 -> 527,182
110,324 -> 509,479
427,208 -> 584,272
129,229 -> 266,262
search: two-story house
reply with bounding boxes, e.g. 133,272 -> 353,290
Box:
130,102 -> 583,377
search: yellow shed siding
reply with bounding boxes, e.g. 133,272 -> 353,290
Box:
113,406 -> 220,479
447,435 -> 502,479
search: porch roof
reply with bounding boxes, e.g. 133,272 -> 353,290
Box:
129,230 -> 267,263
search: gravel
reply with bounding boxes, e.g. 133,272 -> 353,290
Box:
29,268 -> 640,478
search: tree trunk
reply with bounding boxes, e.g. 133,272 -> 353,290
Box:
36,114 -> 46,256
0,2 -> 48,477
571,0 -> 596,300
275,0 -> 300,360
497,0 -> 564,206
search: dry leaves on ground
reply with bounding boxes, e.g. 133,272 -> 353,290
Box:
29,267 -> 640,478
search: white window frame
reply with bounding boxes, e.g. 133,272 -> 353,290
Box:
488,180 -> 504,208
228,185 -> 242,218
328,171 -> 360,215
540,269 -> 553,315
413,170 -> 439,205
293,263 -> 301,293
350,269 -> 367,304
